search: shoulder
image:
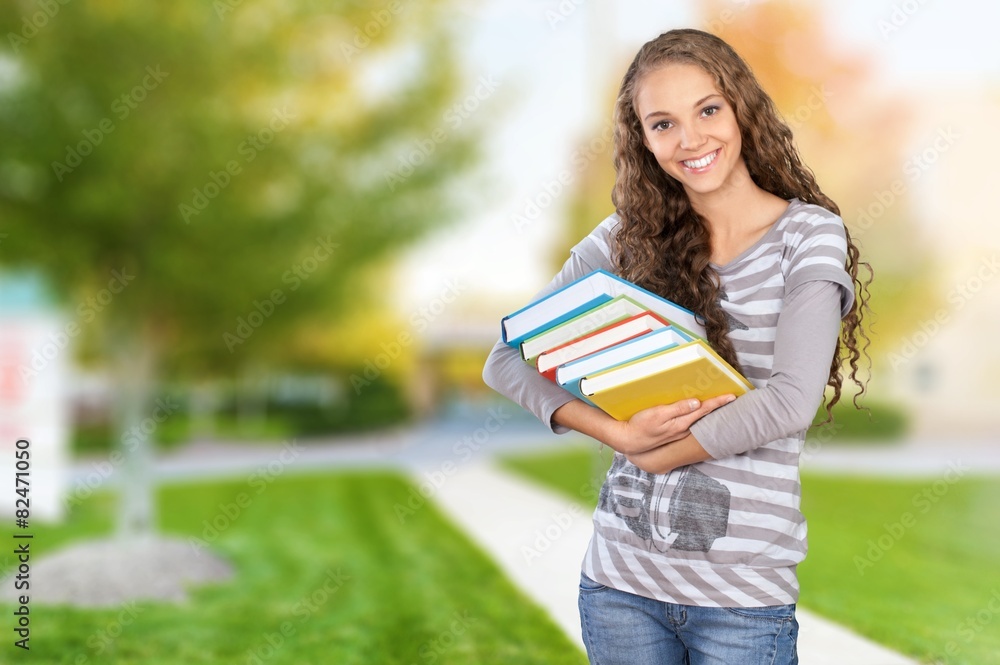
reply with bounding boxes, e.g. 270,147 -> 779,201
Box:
779,199 -> 848,257
777,200 -> 855,315
569,212 -> 619,270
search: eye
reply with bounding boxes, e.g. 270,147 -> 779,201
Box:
651,120 -> 672,132
702,105 -> 720,117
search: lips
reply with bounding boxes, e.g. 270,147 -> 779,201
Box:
681,148 -> 720,171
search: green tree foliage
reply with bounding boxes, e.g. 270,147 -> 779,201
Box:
0,0 -> 478,375
0,1 -> 481,534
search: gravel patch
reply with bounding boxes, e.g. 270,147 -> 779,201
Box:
0,535 -> 234,608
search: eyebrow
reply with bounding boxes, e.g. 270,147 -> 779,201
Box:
643,94 -> 722,122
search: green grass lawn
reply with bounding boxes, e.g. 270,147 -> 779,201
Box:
0,472 -> 586,665
500,443 -> 1000,665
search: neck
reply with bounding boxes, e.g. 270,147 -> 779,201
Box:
684,162 -> 790,266
685,161 -> 767,233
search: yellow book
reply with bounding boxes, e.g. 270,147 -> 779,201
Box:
579,339 -> 754,421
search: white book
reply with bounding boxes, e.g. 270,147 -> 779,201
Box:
501,269 -> 705,348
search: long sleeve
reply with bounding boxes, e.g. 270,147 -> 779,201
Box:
482,216 -> 617,433
689,279 -> 843,459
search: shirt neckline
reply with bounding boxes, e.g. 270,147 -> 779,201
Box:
710,198 -> 799,272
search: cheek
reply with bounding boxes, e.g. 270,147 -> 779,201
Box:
647,136 -> 678,164
725,120 -> 743,149
641,129 -> 656,153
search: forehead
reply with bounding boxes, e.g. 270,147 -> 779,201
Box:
634,63 -> 721,115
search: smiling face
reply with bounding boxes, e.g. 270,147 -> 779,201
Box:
634,62 -> 749,203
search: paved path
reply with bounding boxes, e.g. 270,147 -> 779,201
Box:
69,414 -> 1000,490
427,460 -> 920,665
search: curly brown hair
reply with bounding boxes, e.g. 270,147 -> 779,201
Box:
610,28 -> 872,418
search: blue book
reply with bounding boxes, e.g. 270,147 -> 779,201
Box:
555,326 -> 694,404
501,269 -> 704,347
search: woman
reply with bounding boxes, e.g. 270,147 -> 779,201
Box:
483,28 -> 871,664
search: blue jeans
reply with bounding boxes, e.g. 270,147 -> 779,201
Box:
578,573 -> 798,665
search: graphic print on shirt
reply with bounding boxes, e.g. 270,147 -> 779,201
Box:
719,289 -> 749,331
667,467 -> 731,551
598,454 -> 657,541
598,457 -> 732,553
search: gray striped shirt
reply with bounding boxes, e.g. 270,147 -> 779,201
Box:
483,198 -> 855,607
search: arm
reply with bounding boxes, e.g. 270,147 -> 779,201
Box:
483,217 -> 733,450
482,251 -> 602,435
552,393 -> 735,455
625,279 -> 844,473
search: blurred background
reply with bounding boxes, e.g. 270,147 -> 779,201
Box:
0,0 -> 998,663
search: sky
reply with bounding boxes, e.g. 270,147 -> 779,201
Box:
392,0 -> 1000,323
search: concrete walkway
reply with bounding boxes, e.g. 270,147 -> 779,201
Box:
427,460 -> 919,665
69,418 -> 1000,491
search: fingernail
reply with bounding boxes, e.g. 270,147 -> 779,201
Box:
726,395 -> 737,404
689,399 -> 700,410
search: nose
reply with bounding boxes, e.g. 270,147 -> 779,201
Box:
679,124 -> 706,151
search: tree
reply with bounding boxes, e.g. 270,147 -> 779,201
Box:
0,1 -> 479,537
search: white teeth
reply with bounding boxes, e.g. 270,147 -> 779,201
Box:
683,150 -> 718,169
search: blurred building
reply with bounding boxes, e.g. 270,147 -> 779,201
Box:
883,93 -> 1000,438
414,319 -> 500,416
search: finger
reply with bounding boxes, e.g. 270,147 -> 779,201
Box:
699,394 -> 737,413
676,394 -> 736,427
686,394 -> 735,416
664,398 -> 702,420
649,399 -> 703,432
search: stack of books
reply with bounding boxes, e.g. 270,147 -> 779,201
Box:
501,269 -> 753,420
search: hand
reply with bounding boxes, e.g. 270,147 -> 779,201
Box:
613,394 -> 736,455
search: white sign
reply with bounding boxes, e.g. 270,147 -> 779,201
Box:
0,313 -> 70,522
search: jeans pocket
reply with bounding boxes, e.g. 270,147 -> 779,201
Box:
723,603 -> 796,621
579,573 -> 609,592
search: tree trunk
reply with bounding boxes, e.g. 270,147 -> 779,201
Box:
113,335 -> 157,537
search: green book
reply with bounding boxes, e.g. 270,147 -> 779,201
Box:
519,295 -> 647,363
